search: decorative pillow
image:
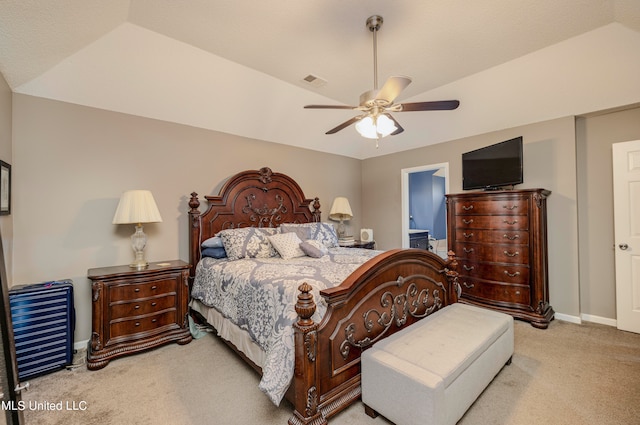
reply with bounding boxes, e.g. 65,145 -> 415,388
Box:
201,246 -> 227,259
300,239 -> 329,258
280,222 -> 338,248
218,227 -> 279,260
278,224 -> 311,242
201,236 -> 224,248
268,232 -> 306,260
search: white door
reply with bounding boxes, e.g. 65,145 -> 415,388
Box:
613,140 -> 640,334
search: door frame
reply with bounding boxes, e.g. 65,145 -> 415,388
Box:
400,162 -> 450,248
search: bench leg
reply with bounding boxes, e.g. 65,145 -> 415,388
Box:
364,404 -> 379,418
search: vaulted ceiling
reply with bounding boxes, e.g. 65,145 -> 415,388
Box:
1,1 -> 639,159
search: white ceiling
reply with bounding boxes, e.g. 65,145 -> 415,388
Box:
1,0 -> 640,159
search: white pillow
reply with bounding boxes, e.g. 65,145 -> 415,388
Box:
268,232 -> 306,260
299,239 -> 329,258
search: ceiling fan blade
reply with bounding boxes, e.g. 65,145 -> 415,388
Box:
304,105 -> 357,110
375,76 -> 412,103
326,116 -> 363,134
399,100 -> 460,112
384,114 -> 404,135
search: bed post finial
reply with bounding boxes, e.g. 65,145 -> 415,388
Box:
295,282 -> 316,327
189,192 -> 200,213
312,197 -> 321,223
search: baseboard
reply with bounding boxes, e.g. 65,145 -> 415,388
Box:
554,312 -> 581,324
554,312 -> 617,327
74,339 -> 88,351
580,314 -> 617,327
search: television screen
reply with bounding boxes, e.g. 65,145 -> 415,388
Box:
462,137 -> 523,190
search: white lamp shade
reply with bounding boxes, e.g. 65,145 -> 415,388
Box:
329,197 -> 353,221
112,190 -> 163,224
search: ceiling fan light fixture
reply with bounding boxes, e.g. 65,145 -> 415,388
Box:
355,114 -> 397,139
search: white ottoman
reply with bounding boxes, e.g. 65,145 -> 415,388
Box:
361,303 -> 514,425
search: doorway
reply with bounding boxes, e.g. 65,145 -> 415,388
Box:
401,163 -> 449,252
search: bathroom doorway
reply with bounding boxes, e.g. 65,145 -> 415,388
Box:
401,163 -> 449,256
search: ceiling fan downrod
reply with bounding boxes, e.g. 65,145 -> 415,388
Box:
366,15 -> 383,91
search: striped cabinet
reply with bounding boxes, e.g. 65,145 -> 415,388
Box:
446,189 -> 554,328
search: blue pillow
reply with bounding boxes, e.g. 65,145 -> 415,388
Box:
201,247 -> 227,259
201,236 -> 224,248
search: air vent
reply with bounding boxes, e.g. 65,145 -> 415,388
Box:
301,74 -> 327,88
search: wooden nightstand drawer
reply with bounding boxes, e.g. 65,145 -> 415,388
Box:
110,294 -> 177,319
109,309 -> 178,339
87,260 -> 192,370
109,278 -> 177,302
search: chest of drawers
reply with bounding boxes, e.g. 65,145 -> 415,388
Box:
87,260 -> 192,369
446,190 -> 554,328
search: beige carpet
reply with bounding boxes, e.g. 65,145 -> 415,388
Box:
21,319 -> 640,425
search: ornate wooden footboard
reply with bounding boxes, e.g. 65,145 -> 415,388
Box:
288,249 -> 459,425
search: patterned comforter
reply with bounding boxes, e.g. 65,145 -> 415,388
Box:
190,247 -> 381,405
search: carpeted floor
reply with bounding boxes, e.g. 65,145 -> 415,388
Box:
21,319 -> 640,425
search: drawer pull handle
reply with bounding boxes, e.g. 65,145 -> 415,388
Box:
151,319 -> 157,323
134,305 -> 140,309
463,265 -> 475,271
462,205 -> 474,211
463,232 -> 474,239
503,205 -> 518,210
151,302 -> 157,307
462,219 -> 474,225
151,285 -> 157,290
135,322 -> 140,327
463,247 -> 475,253
503,234 -> 520,240
134,288 -> 140,292
503,219 -> 518,225
504,251 -> 519,257
504,271 -> 521,277
462,281 -> 474,289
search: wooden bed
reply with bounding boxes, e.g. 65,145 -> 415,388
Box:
188,167 -> 460,425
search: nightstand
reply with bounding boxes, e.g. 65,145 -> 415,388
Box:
87,260 -> 192,370
347,240 -> 376,249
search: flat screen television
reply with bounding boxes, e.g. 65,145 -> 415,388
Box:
462,136 -> 523,190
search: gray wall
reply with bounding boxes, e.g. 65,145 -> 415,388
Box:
0,74 -> 12,280
576,107 -> 640,320
11,94 -> 362,344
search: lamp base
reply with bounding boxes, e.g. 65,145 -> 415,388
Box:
130,224 -> 149,269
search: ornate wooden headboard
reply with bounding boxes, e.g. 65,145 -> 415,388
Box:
187,167 -> 321,281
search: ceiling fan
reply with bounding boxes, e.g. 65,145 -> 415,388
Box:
304,15 -> 460,144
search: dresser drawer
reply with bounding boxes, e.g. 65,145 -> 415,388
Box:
454,199 -> 528,216
109,309 -> 178,339
455,215 -> 528,230
454,229 -> 529,245
458,277 -> 531,306
109,278 -> 177,302
109,294 -> 177,319
458,260 -> 530,284
454,242 -> 529,264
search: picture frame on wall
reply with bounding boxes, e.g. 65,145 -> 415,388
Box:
0,160 -> 10,215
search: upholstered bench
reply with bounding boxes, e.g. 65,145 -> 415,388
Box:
361,303 -> 514,425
